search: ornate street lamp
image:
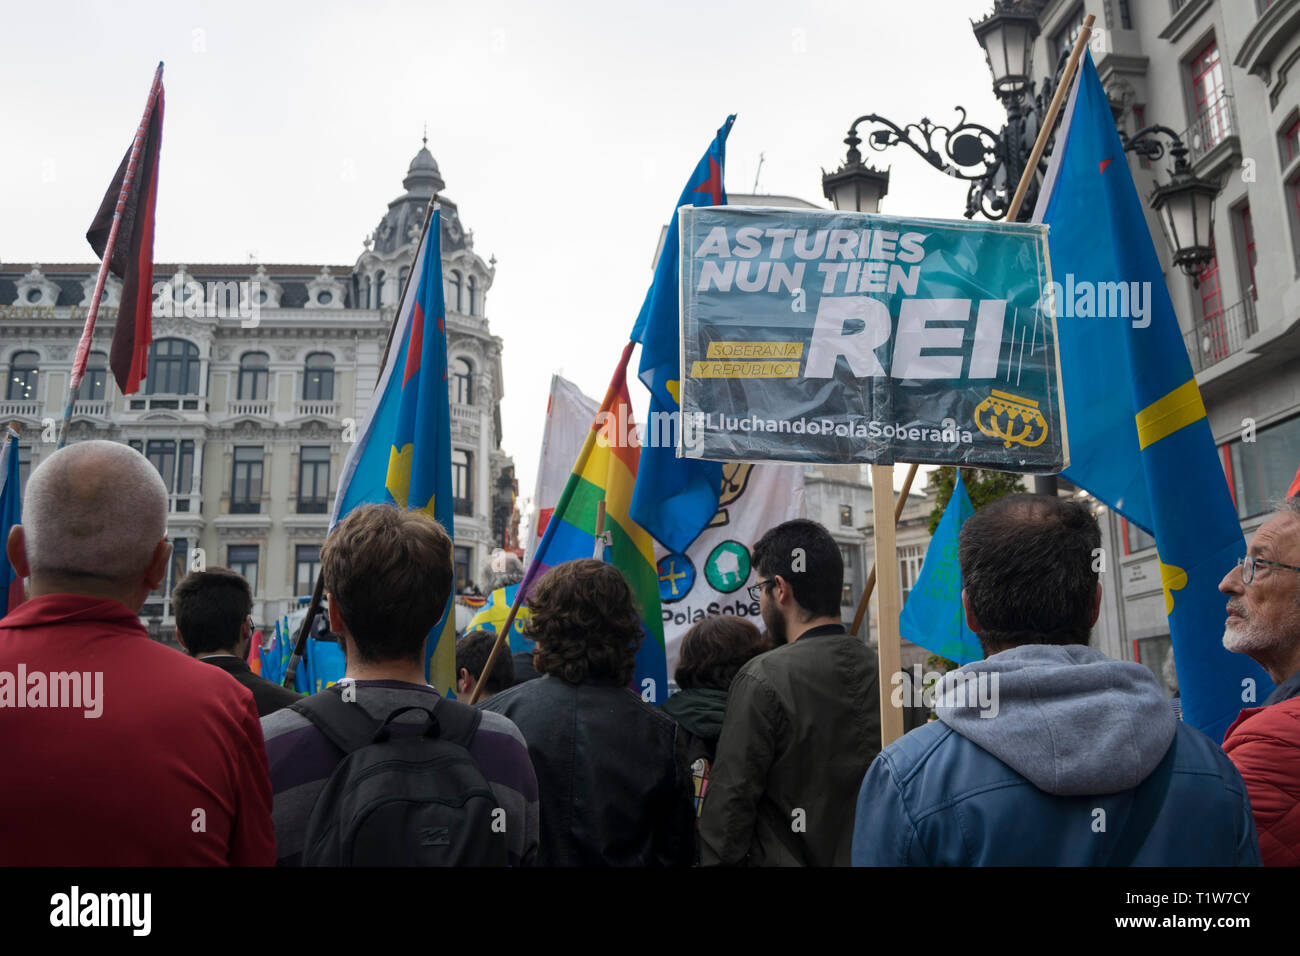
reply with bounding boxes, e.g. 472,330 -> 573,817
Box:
972,1 -> 1040,97
1125,128 -> 1219,283
821,129 -> 891,213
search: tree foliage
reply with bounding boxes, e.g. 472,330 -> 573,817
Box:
925,466 -> 1026,535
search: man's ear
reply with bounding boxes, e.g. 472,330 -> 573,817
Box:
327,595 -> 346,636
175,627 -> 189,653
961,588 -> 982,634
457,668 -> 473,695
144,538 -> 172,591
6,525 -> 30,579
773,574 -> 792,607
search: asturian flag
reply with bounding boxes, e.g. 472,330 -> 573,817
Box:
1034,51 -> 1272,741
332,209 -> 457,696
629,116 -> 735,554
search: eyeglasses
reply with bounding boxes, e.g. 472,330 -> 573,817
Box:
747,579 -> 775,602
1238,555 -> 1300,585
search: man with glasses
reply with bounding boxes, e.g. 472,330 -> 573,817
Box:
173,567 -> 302,717
1221,496 -> 1300,865
699,519 -> 880,866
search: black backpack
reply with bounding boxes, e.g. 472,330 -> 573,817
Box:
290,688 -> 508,866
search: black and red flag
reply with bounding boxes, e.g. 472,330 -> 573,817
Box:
85,63 -> 164,396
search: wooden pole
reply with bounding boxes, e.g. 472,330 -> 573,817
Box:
468,584 -> 527,705
58,62 -> 164,450
871,464 -> 905,748
850,461 -> 917,637
1005,13 -> 1094,222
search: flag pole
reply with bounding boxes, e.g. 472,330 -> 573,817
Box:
57,61 -> 164,451
468,586 -> 528,705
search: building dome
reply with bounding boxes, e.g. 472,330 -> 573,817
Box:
403,136 -> 445,194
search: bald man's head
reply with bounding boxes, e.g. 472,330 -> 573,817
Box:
22,440 -> 168,588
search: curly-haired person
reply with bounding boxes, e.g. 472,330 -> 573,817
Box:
478,559 -> 695,866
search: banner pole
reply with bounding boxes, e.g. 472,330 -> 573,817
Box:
58,61 -> 164,450
850,462 -> 917,637
871,464 -> 905,748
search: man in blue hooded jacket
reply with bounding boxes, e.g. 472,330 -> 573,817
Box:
852,493 -> 1260,866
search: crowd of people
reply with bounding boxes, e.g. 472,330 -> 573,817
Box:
2,439 -> 1298,866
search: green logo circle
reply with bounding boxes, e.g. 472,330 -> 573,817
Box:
705,540 -> 751,593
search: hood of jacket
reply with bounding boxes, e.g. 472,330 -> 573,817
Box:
935,643 -> 1176,796
661,687 -> 729,742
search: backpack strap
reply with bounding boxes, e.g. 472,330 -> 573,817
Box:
289,686 -> 483,755
432,696 -> 483,749
1105,732 -> 1178,867
289,688 -> 381,755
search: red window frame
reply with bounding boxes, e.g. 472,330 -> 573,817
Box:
1199,241 -> 1226,360
1190,40 -> 1229,150
1240,204 -> 1257,300
1285,118 -> 1300,163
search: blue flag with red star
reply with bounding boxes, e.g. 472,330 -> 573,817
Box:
1034,52 -> 1271,741
629,115 -> 735,553
331,209 -> 457,696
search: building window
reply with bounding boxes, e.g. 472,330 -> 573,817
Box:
167,537 -> 189,602
839,544 -> 855,569
1235,204 -> 1258,301
452,358 -> 474,406
1118,0 -> 1133,29
295,544 -> 321,597
398,265 -> 410,296
1229,413 -> 1300,519
1289,175 -> 1300,271
231,445 -> 263,514
17,445 -> 31,497
298,446 -> 330,514
454,545 -> 472,593
1189,39 -> 1231,152
373,270 -> 386,309
839,504 -> 853,527
1282,115 -> 1300,165
467,275 -> 478,316
448,270 -> 463,312
237,352 -> 269,401
1133,105 -> 1151,170
1122,518 -> 1157,554
144,438 -> 195,509
841,582 -> 853,607
1053,5 -> 1086,60
227,545 -> 259,596
1198,242 -> 1227,361
303,352 -> 334,401
899,544 -> 925,605
6,351 -> 38,401
452,449 -> 472,516
76,351 -> 108,401
147,338 -> 200,395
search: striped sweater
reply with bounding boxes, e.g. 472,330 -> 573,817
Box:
261,679 -> 539,865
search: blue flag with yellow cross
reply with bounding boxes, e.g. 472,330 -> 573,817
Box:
1034,51 -> 1272,742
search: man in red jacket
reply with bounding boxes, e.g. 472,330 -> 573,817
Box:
1220,495 -> 1300,866
0,440 -> 275,865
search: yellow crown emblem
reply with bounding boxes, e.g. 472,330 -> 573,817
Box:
974,390 -> 1050,449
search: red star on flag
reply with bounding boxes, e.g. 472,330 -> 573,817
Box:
693,156 -> 723,205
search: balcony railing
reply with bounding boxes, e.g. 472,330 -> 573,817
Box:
1183,297 -> 1257,373
452,405 -> 478,423
0,399 -> 40,419
453,497 -> 474,517
1180,94 -> 1237,166
72,399 -> 109,418
293,400 -> 338,419
127,395 -> 207,412
228,399 -> 275,418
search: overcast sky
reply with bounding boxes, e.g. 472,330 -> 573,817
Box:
2,0 -> 1004,505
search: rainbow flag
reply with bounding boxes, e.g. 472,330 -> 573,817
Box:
521,342 -> 668,703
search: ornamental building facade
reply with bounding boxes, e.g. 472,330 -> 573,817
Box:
0,140 -> 517,640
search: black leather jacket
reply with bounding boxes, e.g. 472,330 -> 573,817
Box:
479,674 -> 695,866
